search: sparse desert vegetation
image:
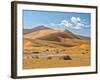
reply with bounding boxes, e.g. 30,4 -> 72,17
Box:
23,26 -> 91,69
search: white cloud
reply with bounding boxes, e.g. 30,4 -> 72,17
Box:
50,20 -> 72,27
74,26 -> 82,29
61,20 -> 68,25
61,20 -> 72,27
70,16 -> 90,30
71,17 -> 81,24
77,17 -> 81,22
50,23 -> 57,26
73,23 -> 83,30
83,25 -> 90,28
76,22 -> 84,27
49,16 -> 90,30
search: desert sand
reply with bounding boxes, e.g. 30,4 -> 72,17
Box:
23,26 -> 91,69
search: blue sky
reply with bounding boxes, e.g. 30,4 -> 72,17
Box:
23,10 -> 91,37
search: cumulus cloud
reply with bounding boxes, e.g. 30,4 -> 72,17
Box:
49,20 -> 72,27
49,16 -> 90,30
61,20 -> 72,27
71,17 -> 81,24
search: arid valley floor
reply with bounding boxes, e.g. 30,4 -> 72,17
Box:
23,26 -> 91,69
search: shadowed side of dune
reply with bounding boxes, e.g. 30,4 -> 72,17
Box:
37,31 -> 81,42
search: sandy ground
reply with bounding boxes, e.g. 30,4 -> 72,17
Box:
23,53 -> 90,69
23,38 -> 90,69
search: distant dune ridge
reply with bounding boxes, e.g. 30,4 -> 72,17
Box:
24,25 -> 90,41
24,25 -> 53,34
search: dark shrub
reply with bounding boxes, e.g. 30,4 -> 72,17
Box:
46,49 -> 49,51
56,51 -> 59,54
47,57 -> 52,59
63,56 -> 72,60
82,52 -> 85,54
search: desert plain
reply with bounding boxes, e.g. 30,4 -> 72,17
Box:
23,26 -> 91,69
